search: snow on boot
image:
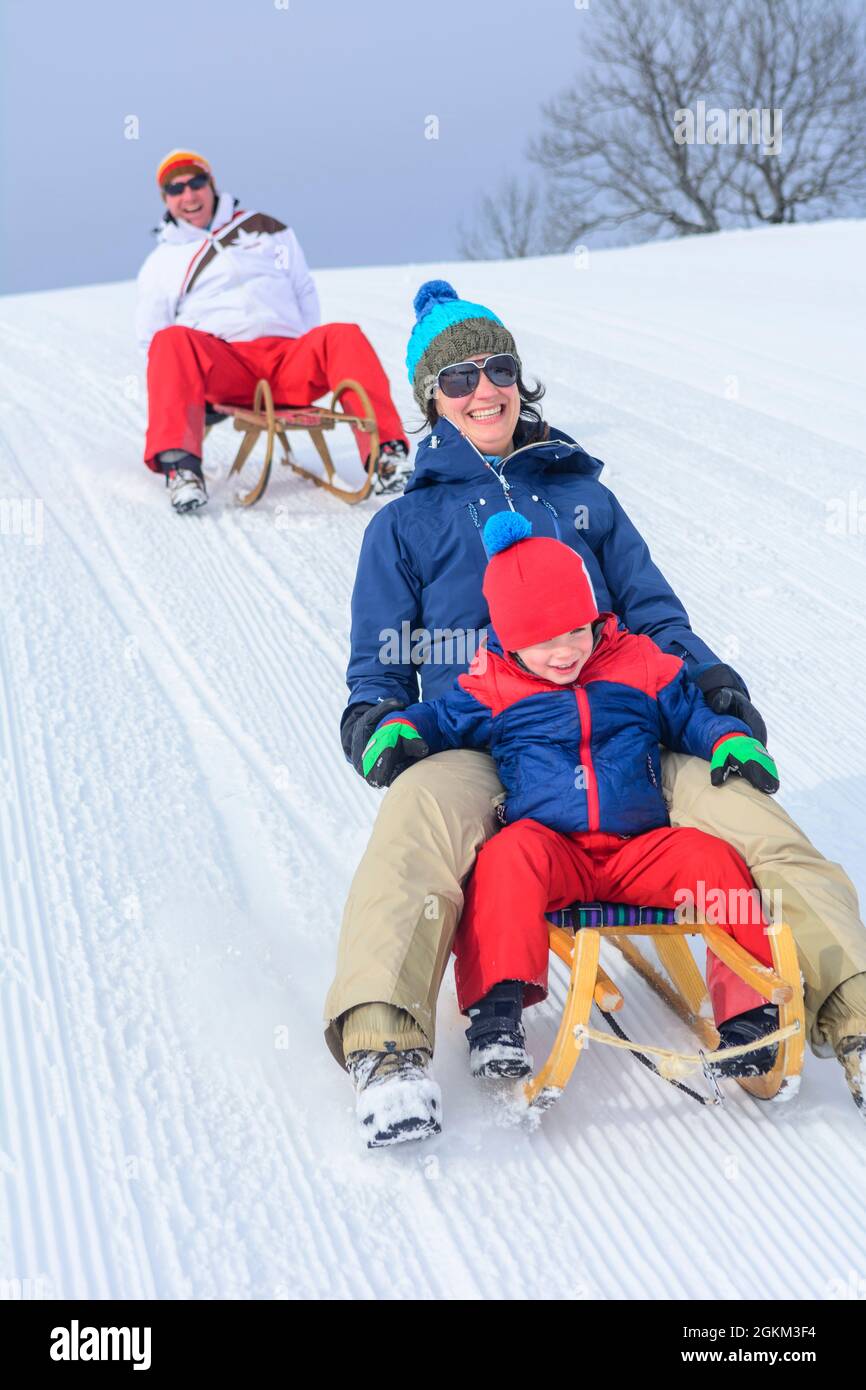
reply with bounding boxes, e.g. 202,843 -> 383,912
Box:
836,1036 -> 866,1119
167,467 -> 208,513
373,440 -> 412,495
347,1047 -> 441,1149
466,980 -> 533,1080
711,1003 -> 779,1079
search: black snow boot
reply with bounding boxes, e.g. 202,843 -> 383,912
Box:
711,1003 -> 779,1079
466,980 -> 532,1079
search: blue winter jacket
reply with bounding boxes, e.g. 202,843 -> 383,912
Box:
384,616 -> 751,836
345,417 -> 735,719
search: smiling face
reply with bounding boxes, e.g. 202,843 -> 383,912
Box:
162,172 -> 216,229
434,353 -> 521,457
516,626 -> 596,684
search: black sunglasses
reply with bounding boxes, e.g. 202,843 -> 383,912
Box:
163,172 -> 211,197
437,353 -> 519,399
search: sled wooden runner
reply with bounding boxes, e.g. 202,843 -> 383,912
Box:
209,377 -> 381,508
525,908 -> 805,1113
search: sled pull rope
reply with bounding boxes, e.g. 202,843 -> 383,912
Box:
581,1016 -> 800,1075
596,1007 -> 716,1106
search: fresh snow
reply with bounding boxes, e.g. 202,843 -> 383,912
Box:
0,220 -> 864,1301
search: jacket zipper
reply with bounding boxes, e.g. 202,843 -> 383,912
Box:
574,686 -> 600,830
463,435 -> 570,511
178,207 -> 249,303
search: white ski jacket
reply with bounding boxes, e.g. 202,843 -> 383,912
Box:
135,190 -> 321,352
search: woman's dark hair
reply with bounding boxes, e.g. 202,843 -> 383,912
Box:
412,367 -> 547,444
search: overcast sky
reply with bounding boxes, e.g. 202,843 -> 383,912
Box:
0,0 -> 590,294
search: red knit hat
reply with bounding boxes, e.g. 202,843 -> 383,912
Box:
481,513 -> 598,651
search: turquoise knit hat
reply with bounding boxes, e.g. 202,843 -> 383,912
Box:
406,280 -> 520,411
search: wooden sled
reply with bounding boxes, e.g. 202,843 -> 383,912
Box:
208,377 -> 380,508
524,903 -> 805,1113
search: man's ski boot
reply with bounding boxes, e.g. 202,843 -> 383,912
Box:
159,450 -> 208,513
835,1036 -> 866,1119
167,468 -> 208,513
466,980 -> 533,1079
373,440 -> 412,495
710,1003 -> 779,1079
347,1046 -> 442,1148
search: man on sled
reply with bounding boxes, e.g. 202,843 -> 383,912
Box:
135,149 -> 410,512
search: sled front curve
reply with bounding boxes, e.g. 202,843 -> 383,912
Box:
225,378 -> 277,507
524,927 -> 600,1109
525,909 -> 805,1113
288,379 -> 381,505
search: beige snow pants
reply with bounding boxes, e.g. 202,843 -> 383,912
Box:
324,750 -> 866,1066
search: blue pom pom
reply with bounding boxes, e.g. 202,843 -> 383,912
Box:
413,279 -> 459,321
483,511 -> 533,557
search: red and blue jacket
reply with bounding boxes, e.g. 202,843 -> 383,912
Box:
380,614 -> 751,836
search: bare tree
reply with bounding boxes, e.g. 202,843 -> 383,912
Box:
456,177 -> 550,261
523,0 -> 866,252
529,0 -> 736,249
719,0 -> 866,225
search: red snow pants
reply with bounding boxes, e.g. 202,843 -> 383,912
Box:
455,821 -> 774,1027
143,323 -> 407,471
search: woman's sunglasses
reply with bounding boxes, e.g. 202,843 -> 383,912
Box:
163,172 -> 211,197
437,353 -> 519,399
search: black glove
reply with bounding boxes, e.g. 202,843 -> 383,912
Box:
341,698 -> 407,776
693,663 -> 767,746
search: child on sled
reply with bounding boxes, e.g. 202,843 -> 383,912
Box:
361,512 -> 782,1081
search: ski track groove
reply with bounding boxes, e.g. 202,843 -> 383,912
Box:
0,637 -> 56,1286
530,948 -> 865,1299
1,507 -> 324,1298
515,295 -> 866,408
1,424 -> 247,1297
31,413 -> 347,881
0,432 -> 183,1297
180,511 -> 367,831
0,619 -> 120,1297
0,407 -> 427,1299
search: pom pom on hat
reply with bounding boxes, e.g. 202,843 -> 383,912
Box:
483,511 -> 532,557
413,280 -> 459,321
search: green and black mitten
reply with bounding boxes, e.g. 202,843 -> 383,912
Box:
710,733 -> 779,794
362,719 -> 429,788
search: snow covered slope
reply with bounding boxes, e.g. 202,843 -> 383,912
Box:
1,221 -> 864,1301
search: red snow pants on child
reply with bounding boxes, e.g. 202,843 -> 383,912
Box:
143,323 -> 407,471
455,821 -> 774,1026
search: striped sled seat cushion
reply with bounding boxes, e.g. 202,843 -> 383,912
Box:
546,903 -> 679,929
